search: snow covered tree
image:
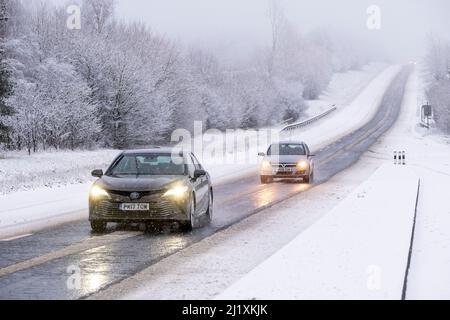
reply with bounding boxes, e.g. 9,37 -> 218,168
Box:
0,0 -> 14,144
425,36 -> 450,133
0,0 -> 375,152
0,48 -> 13,143
83,0 -> 115,34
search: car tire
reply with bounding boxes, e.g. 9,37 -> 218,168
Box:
183,195 -> 197,231
260,176 -> 272,184
91,221 -> 107,233
205,190 -> 213,225
304,171 -> 314,184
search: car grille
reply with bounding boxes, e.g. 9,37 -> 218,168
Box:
107,190 -> 162,199
272,163 -> 297,168
95,200 -> 179,218
94,189 -> 183,218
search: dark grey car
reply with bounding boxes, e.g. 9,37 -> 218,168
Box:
89,148 -> 213,232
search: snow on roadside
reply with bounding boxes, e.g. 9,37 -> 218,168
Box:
305,62 -> 387,118
0,183 -> 91,239
217,165 -> 419,300
0,149 -> 120,195
385,67 -> 450,299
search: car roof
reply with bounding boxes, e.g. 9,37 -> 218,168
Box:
122,147 -> 185,155
272,141 -> 306,145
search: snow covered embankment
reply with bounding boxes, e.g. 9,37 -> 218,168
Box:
218,165 -> 420,300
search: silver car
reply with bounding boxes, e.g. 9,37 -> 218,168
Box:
258,142 -> 315,184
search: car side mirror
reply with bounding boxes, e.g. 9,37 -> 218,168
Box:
91,169 -> 104,178
193,169 -> 207,179
258,152 -> 266,157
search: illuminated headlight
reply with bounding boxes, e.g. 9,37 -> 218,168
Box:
296,160 -> 309,170
90,185 -> 110,199
163,185 -> 189,199
261,160 -> 272,170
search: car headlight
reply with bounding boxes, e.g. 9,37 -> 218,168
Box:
163,185 -> 189,199
90,185 -> 110,199
261,160 -> 272,170
297,160 -> 309,170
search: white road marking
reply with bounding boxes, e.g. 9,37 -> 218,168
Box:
0,231 -> 142,277
0,233 -> 33,242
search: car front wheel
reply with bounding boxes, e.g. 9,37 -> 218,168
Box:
303,171 -> 314,184
91,220 -> 107,233
260,176 -> 273,184
205,190 -> 213,225
183,195 -> 197,231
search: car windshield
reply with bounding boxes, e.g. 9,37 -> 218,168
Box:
267,144 -> 306,156
108,154 -> 185,176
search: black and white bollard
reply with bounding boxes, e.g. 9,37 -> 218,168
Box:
394,150 -> 406,165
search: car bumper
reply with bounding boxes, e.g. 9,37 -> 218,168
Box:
89,198 -> 190,223
261,169 -> 310,179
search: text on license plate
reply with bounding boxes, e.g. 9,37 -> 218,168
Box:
277,168 -> 293,173
119,203 -> 150,211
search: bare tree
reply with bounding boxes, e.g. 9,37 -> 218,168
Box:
267,0 -> 287,78
83,0 -> 114,34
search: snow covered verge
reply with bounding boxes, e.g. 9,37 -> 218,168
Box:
304,62 -> 387,118
0,149 -> 120,195
217,165 -> 419,300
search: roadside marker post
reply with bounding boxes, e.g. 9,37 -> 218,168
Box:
393,151 -> 406,165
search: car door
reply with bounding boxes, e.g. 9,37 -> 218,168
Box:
190,153 -> 209,214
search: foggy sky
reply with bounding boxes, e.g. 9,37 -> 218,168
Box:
114,0 -> 450,62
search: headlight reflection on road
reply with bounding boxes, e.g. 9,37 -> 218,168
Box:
254,183 -> 309,207
254,186 -> 276,207
77,246 -> 112,295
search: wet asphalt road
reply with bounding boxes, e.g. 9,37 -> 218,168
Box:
0,67 -> 412,300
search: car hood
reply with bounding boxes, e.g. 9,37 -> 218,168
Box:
266,155 -> 308,164
96,175 -> 187,192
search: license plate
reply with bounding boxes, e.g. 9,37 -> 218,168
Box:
119,203 -> 150,211
277,168 -> 293,173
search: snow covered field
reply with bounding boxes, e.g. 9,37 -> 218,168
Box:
0,63 -> 395,238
